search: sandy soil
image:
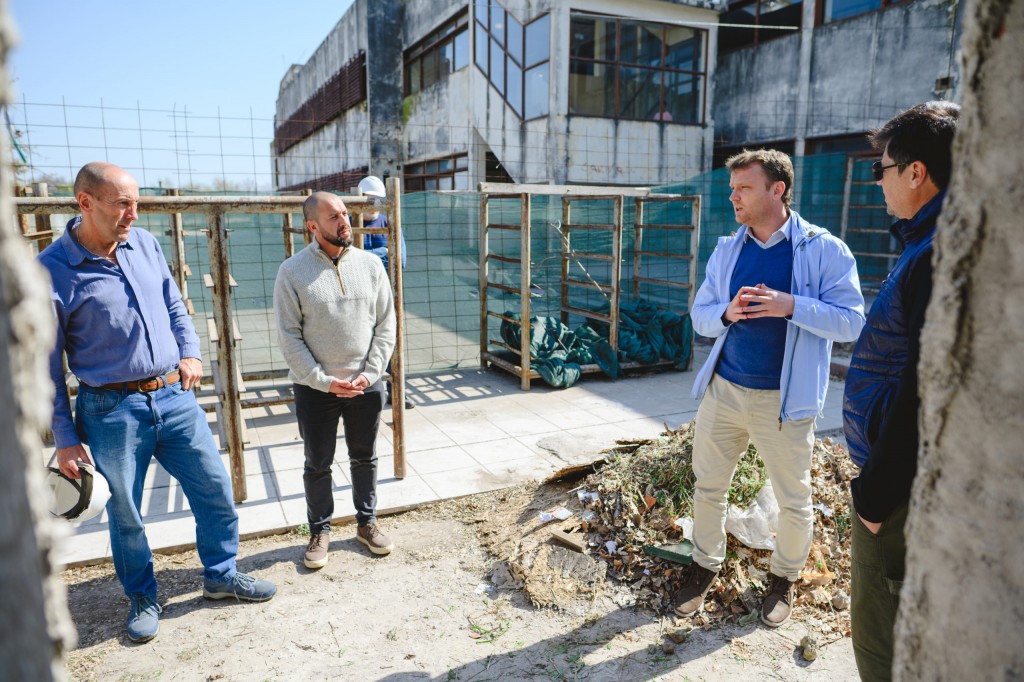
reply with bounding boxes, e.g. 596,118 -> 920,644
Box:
63,502 -> 858,682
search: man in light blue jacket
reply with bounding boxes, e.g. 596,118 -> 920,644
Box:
674,150 -> 865,627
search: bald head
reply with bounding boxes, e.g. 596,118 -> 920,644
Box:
302,191 -> 338,224
74,162 -> 134,198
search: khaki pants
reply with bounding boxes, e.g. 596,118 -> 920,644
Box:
691,375 -> 816,581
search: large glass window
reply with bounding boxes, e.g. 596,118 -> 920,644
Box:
474,2 -> 550,120
405,153 -> 470,192
404,11 -> 470,96
569,13 -> 707,124
719,0 -> 802,52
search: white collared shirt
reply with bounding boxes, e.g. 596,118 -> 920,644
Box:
744,212 -> 795,249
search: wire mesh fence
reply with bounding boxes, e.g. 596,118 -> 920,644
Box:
10,98 -> 891,380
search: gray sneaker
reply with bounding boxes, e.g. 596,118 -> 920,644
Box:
356,523 -> 393,555
126,594 -> 162,643
304,532 -> 330,569
203,572 -> 277,602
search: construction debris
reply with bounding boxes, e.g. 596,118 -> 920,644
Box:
472,422 -> 857,637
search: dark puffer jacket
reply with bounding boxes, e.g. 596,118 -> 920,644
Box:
842,190 -> 945,522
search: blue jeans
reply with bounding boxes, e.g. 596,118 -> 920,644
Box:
76,381 -> 239,598
293,382 -> 383,533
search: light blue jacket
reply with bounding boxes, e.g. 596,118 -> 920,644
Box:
691,211 -> 865,422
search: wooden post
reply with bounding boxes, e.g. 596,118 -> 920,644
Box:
302,189 -> 313,246
207,212 -> 246,503
31,182 -> 52,250
167,189 -> 189,307
633,198 -> 644,301
283,211 -> 295,259
609,196 -> 623,353
15,185 -> 32,236
560,197 -> 571,328
519,193 -> 532,391
385,176 -> 405,479
478,194 -> 489,369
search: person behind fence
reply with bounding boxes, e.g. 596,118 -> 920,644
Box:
674,149 -> 865,627
274,190 -> 397,569
842,101 -> 960,682
357,174 -> 412,410
39,162 -> 277,644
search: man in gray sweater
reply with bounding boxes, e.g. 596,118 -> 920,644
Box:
274,191 -> 397,568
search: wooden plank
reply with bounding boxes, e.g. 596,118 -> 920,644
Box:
481,351 -> 541,379
564,278 -> 612,292
486,223 -> 521,231
231,318 -> 243,342
206,317 -> 219,344
549,529 -> 586,553
634,276 -> 693,289
634,223 -> 695,231
562,222 -> 614,231
203,273 -> 215,289
634,250 -> 693,260
561,305 -> 612,323
478,182 -> 652,197
570,251 -> 613,262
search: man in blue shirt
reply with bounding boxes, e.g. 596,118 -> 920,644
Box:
674,150 -> 865,627
40,162 -> 276,643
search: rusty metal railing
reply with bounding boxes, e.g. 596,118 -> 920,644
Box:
15,178 -> 407,503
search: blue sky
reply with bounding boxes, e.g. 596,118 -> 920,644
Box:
7,0 -> 355,189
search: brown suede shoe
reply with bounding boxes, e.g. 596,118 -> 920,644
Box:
673,563 -> 719,617
303,532 -> 330,569
760,572 -> 796,627
356,523 -> 393,555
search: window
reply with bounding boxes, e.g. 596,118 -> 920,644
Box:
474,2 -> 550,119
569,14 -> 707,124
404,12 -> 470,96
405,154 -> 470,192
820,0 -> 905,23
719,0 -> 802,52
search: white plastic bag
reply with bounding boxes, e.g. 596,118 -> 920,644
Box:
725,481 -> 779,550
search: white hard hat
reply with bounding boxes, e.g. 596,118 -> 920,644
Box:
358,175 -> 386,198
46,463 -> 111,524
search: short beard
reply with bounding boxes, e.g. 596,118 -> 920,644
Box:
321,231 -> 353,248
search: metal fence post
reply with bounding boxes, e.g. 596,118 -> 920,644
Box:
207,211 -> 246,503
385,176 -> 406,479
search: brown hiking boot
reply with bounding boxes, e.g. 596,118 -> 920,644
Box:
761,572 -> 796,627
673,563 -> 719,617
303,532 -> 330,569
356,523 -> 393,555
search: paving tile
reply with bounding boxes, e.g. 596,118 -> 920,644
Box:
483,456 -> 558,484
59,527 -> 110,567
236,499 -> 287,537
461,437 -> 545,466
405,445 -> 477,475
376,475 -> 441,512
420,464 -> 509,499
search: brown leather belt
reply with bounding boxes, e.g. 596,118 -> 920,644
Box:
95,370 -> 181,393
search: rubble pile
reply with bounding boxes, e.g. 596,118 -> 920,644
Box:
475,421 -> 858,636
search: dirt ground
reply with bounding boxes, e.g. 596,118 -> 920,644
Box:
63,492 -> 857,682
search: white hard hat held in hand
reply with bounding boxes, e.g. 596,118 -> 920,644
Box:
358,175 -> 386,198
46,462 -> 111,524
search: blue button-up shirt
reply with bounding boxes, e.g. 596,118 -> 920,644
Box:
38,217 -> 200,448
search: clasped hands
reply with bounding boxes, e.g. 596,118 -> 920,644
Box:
724,283 -> 795,324
329,374 -> 370,398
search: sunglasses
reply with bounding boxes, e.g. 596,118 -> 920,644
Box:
871,160 -> 901,182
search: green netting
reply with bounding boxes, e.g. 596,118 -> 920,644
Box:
36,154 -> 890,378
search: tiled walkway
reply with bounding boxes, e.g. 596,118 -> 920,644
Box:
50,347 -> 848,567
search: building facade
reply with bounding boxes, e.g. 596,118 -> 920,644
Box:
272,0 -> 721,191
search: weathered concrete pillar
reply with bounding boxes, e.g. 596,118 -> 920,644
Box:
366,0 -> 404,178
894,0 -> 1024,678
0,1 -> 76,678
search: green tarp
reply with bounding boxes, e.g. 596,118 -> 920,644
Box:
499,299 -> 693,388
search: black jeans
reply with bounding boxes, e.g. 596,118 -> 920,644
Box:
293,382 -> 384,533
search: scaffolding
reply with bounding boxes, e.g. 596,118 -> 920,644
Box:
477,183 -> 700,390
16,179 -> 408,503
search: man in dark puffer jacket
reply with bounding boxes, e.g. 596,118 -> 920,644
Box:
842,101 -> 960,682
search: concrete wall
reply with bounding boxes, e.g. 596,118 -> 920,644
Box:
714,0 -> 962,148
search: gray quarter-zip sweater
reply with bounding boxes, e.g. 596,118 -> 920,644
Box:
274,241 -> 396,391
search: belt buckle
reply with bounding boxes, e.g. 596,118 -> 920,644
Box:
137,376 -> 162,393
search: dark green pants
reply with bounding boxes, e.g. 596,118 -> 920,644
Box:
851,500 -> 909,682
